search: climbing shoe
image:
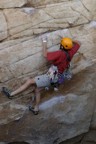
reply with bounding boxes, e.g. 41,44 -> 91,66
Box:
29,106 -> 39,115
2,87 -> 13,99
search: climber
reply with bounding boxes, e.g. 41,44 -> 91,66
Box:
2,37 -> 81,115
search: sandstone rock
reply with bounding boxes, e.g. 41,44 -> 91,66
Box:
0,65 -> 95,143
81,0 -> 96,20
0,66 -> 13,83
3,8 -> 52,39
0,102 -> 27,125
28,0 -> 69,7
0,0 -> 96,142
59,130 -> 96,144
0,11 -> 7,41
2,0 -> 92,40
91,107 -> 96,129
0,23 -> 96,83
0,0 -> 28,8
59,134 -> 84,144
81,130 -> 96,144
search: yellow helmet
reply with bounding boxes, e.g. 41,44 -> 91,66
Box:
61,37 -> 73,50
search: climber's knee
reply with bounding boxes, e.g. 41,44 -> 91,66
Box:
26,78 -> 36,86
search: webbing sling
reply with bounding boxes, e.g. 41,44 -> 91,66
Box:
60,45 -> 71,62
63,49 -> 71,62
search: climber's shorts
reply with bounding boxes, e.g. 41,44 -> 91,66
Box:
34,69 -> 72,88
35,74 -> 51,88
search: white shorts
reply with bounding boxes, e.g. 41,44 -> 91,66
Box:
35,74 -> 51,88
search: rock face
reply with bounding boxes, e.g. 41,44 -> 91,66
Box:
0,65 -> 96,144
0,0 -> 27,8
60,130 -> 96,144
0,0 -> 96,85
0,0 -> 96,143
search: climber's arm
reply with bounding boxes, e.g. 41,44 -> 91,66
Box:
42,40 -> 48,58
42,38 -> 60,62
69,40 -> 81,59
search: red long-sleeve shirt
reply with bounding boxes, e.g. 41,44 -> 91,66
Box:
47,43 -> 80,73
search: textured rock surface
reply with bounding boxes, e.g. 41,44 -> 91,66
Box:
0,0 -> 96,143
0,65 -> 96,143
0,0 -> 96,85
81,0 -> 96,20
0,0 -> 28,8
60,130 -> 96,144
0,23 -> 96,84
0,11 -> 7,41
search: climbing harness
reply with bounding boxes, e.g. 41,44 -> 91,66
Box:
46,49 -> 72,89
47,65 -> 58,84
